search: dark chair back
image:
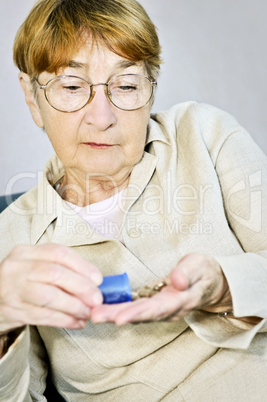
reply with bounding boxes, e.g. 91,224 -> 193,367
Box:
0,192 -> 24,212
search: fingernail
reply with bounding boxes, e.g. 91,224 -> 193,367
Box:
116,318 -> 129,326
94,316 -> 107,324
91,273 -> 103,286
78,320 -> 87,328
83,307 -> 91,317
93,292 -> 103,305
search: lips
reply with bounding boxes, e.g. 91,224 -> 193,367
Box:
82,142 -> 114,149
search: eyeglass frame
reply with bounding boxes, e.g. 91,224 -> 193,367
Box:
35,73 -> 157,113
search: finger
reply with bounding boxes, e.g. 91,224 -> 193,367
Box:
12,244 -> 103,285
170,254 -> 206,288
174,253 -> 226,308
26,262 -> 103,307
119,290 -> 187,324
32,309 -> 87,329
168,268 -> 189,291
2,304 -> 88,330
91,301 -> 137,323
33,309 -> 87,329
92,288 -> 189,325
21,282 -> 92,319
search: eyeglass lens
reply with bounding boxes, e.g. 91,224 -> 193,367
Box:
44,74 -> 154,112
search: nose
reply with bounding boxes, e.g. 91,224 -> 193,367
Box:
83,84 -> 117,131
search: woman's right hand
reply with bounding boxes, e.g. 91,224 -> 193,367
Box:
0,244 -> 103,333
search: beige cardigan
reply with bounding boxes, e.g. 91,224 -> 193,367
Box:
1,102 -> 267,401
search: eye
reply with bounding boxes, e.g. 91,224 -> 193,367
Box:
119,85 -> 137,91
59,81 -> 88,96
111,82 -> 138,94
63,85 -> 82,91
55,77 -> 88,94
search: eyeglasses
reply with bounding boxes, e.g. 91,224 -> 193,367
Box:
36,74 -> 157,112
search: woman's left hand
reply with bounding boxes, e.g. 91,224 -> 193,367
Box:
91,253 -> 232,325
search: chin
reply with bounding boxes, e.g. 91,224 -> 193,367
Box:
84,164 -> 122,180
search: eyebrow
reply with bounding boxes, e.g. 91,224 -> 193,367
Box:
67,59 -> 139,71
68,60 -> 87,69
114,60 -> 139,70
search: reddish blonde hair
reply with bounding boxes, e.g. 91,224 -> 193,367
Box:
13,0 -> 162,80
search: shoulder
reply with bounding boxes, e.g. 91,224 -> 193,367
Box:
151,101 -> 241,134
7,187 -> 38,213
150,101 -> 248,162
0,188 -> 38,259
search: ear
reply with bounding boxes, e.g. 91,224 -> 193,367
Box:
19,72 -> 44,128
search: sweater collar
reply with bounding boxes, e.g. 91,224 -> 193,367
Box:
30,148 -> 159,246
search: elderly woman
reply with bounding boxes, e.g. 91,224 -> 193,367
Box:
0,0 -> 267,400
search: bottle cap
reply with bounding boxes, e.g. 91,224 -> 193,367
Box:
99,273 -> 132,304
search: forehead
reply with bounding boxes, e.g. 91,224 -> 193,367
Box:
63,39 -> 145,76
39,38 -> 146,83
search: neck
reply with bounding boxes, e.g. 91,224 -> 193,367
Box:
59,171 -> 130,206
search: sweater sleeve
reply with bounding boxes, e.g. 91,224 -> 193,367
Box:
0,328 -> 31,401
214,127 -> 267,316
0,326 -> 49,401
185,105 -> 267,349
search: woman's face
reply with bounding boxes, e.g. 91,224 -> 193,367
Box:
24,40 -> 152,186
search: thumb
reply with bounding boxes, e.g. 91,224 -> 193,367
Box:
168,267 -> 189,291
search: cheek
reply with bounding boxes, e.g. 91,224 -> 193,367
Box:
41,114 -> 80,163
38,95 -> 69,134
122,111 -> 150,159
122,108 -> 150,141
40,109 -> 76,144
44,121 -> 66,153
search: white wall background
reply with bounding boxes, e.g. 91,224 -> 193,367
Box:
1,0 -> 267,195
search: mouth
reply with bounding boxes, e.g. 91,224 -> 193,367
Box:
82,142 -> 114,149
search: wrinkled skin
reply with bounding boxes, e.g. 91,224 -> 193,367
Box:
90,253 -> 233,325
0,244 -> 103,333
